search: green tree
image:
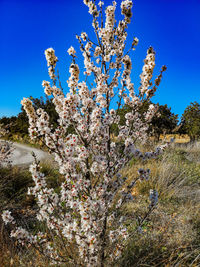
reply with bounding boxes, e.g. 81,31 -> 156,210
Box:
30,96 -> 58,129
180,101 -> 200,142
0,96 -> 57,138
150,104 -> 178,141
111,102 -> 178,141
0,95 -> 76,140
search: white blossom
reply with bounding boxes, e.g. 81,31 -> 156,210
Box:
67,46 -> 76,56
2,1 -> 168,266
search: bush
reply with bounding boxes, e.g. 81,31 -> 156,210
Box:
2,1 -> 169,266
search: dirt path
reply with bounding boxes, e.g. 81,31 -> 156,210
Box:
10,142 -> 49,166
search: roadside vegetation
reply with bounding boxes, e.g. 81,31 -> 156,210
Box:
0,141 -> 200,266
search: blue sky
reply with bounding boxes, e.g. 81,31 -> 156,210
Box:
1,0 -> 200,119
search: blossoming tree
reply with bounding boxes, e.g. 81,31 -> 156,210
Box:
2,0 -> 169,266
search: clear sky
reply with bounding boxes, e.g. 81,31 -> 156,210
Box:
1,0 -> 200,119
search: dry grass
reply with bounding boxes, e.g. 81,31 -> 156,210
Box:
160,134 -> 190,144
0,143 -> 200,266
118,142 -> 200,266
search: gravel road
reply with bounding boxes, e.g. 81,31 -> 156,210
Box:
10,142 -> 49,166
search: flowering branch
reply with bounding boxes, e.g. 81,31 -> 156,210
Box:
2,1 -> 169,266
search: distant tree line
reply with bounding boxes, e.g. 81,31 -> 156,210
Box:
0,96 -> 58,139
179,101 -> 200,142
111,101 -> 178,141
0,96 -> 200,142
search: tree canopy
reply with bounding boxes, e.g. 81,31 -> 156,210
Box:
180,101 -> 200,142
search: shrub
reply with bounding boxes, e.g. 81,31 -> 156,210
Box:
2,1 -> 168,266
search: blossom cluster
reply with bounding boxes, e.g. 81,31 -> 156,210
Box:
0,125 -> 12,167
2,1 -> 168,266
44,47 -> 58,80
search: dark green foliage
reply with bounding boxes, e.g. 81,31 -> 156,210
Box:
30,96 -> 59,129
0,114 -> 28,137
0,96 -> 76,142
150,104 -> 178,141
180,101 -> 200,142
0,96 -> 58,140
110,105 -> 131,135
110,101 -> 150,136
111,102 -> 178,141
0,96 -> 178,143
